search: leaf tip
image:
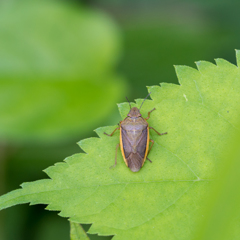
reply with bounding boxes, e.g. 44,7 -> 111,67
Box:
214,58 -> 236,69
195,60 -> 216,72
94,126 -> 116,138
117,102 -> 131,118
235,49 -> 240,67
174,65 -> 199,85
147,85 -> 161,100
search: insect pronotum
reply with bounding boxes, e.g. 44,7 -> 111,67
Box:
104,93 -> 167,172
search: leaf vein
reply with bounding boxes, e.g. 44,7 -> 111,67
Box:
155,142 -> 200,180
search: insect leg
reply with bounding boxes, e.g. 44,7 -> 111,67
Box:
148,139 -> 154,155
145,108 -> 156,120
146,139 -> 154,163
149,127 -> 167,136
146,157 -> 152,163
110,143 -> 120,169
104,127 -> 120,136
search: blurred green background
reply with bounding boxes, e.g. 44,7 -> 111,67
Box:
0,0 -> 240,239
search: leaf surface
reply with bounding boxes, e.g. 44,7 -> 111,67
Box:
1,52 -> 240,239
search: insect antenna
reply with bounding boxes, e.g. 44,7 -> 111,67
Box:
125,96 -> 131,109
139,92 -> 151,111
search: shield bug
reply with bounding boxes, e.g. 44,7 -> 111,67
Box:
104,93 -> 167,172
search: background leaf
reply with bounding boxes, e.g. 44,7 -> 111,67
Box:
193,120 -> 240,240
1,51 -> 240,239
70,222 -> 90,240
0,0 -> 125,143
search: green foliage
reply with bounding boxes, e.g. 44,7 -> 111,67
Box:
193,122 -> 240,240
1,51 -> 240,239
0,0 -> 125,143
70,222 -> 90,240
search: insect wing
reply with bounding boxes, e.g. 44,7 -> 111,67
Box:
120,127 -> 132,165
136,127 -> 148,160
120,125 -> 148,172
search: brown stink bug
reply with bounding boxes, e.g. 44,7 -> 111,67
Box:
104,93 -> 167,172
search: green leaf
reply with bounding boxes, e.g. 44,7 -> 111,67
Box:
193,121 -> 240,240
0,0 -> 121,79
0,0 -> 125,143
70,222 -> 90,240
1,51 -> 240,239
